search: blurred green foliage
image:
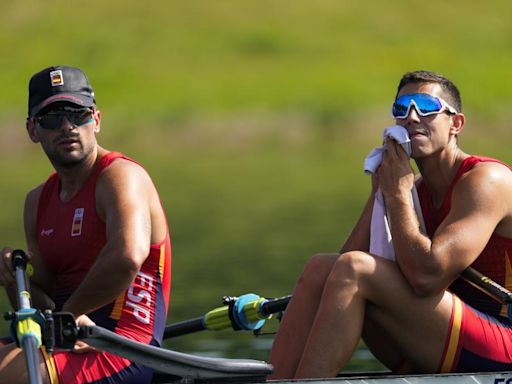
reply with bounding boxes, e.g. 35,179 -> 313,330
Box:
1,0 -> 512,370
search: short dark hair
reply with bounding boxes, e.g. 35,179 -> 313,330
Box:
396,70 -> 462,112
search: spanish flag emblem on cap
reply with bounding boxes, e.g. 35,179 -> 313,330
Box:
50,70 -> 64,87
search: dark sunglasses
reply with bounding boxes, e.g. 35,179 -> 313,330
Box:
392,93 -> 457,119
35,108 -> 94,130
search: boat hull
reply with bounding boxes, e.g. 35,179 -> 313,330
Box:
153,371 -> 512,383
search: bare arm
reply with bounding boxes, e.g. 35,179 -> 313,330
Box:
61,159 -> 158,317
1,186 -> 56,310
380,140 -> 512,295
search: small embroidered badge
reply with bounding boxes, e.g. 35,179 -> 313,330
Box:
71,208 -> 84,236
50,70 -> 64,87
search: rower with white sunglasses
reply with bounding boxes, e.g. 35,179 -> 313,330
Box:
270,70 -> 512,379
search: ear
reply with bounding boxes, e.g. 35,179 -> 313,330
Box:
93,109 -> 101,133
26,118 -> 40,143
450,113 -> 465,136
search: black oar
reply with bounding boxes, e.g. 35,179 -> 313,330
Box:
462,267 -> 512,317
164,294 -> 291,339
7,250 -> 44,384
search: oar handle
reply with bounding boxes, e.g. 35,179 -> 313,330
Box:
12,249 -> 28,270
12,249 -> 31,310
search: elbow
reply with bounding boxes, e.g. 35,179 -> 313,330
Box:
402,247 -> 448,297
119,248 -> 147,278
405,266 -> 446,298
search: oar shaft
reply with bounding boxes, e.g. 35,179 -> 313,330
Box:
22,336 -> 43,384
11,249 -> 43,384
163,294 -> 292,339
163,317 -> 205,339
260,295 -> 291,316
462,267 -> 512,304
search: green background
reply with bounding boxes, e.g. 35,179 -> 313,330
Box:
1,0 -> 512,372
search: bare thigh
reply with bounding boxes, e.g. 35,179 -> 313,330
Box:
362,310 -> 405,371
333,252 -> 454,372
0,343 -> 50,384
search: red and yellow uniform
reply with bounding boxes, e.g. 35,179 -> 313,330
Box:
418,155 -> 512,372
36,152 -> 171,383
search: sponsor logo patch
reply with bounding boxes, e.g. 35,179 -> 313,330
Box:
40,228 -> 54,236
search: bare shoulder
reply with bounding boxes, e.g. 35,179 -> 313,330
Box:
454,160 -> 512,234
95,156 -> 167,242
459,161 -> 512,191
26,182 -> 45,205
99,157 -> 153,185
95,157 -> 159,215
24,183 -> 45,222
95,157 -> 158,201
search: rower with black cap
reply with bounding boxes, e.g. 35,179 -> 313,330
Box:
0,65 -> 172,384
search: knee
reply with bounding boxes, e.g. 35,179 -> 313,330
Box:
326,251 -> 374,288
296,253 -> 338,294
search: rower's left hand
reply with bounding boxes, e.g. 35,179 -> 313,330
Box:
72,314 -> 97,354
377,139 -> 414,199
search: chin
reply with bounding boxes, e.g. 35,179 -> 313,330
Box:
52,152 -> 86,167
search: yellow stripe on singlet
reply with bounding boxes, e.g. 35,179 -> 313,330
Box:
41,347 -> 60,384
159,243 -> 166,279
440,295 -> 463,373
110,292 -> 126,320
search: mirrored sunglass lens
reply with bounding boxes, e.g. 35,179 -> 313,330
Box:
393,94 -> 442,117
392,95 -> 414,117
392,102 -> 410,117
413,94 -> 442,114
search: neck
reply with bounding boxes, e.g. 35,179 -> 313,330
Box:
415,142 -> 468,207
54,146 -> 107,202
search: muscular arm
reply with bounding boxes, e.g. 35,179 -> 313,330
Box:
380,141 -> 512,296
61,160 -> 157,317
2,186 -> 57,310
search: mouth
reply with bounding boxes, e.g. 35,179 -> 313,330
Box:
56,136 -> 80,147
409,130 -> 428,139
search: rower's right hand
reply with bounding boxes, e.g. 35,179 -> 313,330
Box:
0,247 -> 15,287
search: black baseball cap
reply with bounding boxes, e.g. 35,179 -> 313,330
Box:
28,65 -> 96,117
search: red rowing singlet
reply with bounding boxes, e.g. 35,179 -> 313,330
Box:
36,151 -> 171,345
418,155 -> 512,318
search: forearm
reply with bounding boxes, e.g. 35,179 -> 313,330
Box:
386,194 -> 440,294
62,251 -> 140,316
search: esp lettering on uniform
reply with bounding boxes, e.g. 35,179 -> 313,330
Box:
126,272 -> 154,324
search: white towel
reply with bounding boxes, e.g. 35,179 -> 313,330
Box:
364,126 -> 426,261
364,125 -> 411,174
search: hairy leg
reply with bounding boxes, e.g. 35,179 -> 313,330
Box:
294,251 -> 452,378
0,343 -> 50,384
269,253 -> 340,379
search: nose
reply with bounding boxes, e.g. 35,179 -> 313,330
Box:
60,116 -> 77,131
401,105 -> 421,124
